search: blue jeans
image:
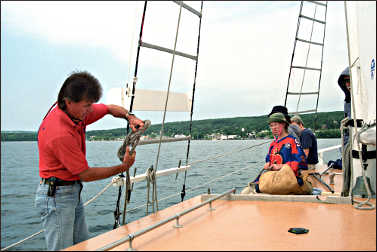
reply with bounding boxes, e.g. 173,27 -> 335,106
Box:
35,182 -> 89,250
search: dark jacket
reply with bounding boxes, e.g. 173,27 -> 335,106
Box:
338,67 -> 350,103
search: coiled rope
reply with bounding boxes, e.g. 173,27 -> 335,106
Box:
115,120 -> 151,226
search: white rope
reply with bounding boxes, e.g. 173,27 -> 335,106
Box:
84,181 -> 115,207
2,180 -> 115,251
1,229 -> 45,251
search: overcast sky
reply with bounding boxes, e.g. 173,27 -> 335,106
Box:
1,1 -> 350,131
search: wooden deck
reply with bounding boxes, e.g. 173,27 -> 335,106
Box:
66,168 -> 376,251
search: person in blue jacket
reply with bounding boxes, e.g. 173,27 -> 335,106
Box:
252,112 -> 307,193
291,115 -> 318,170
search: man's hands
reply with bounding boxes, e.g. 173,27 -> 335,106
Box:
270,163 -> 283,171
263,162 -> 283,171
107,104 -> 145,132
263,162 -> 271,170
120,146 -> 136,173
127,114 -> 144,132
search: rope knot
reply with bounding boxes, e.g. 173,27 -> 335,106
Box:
112,176 -> 124,187
117,120 -> 151,161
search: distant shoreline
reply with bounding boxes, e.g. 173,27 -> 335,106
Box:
1,111 -> 344,141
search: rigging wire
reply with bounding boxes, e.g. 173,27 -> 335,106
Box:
182,0 -> 204,202
313,1 -> 328,131
127,3 -> 139,87
152,1 -> 184,212
296,4 -> 317,112
114,0 -> 149,228
284,1 -> 304,107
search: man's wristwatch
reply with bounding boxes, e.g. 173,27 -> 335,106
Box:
126,112 -> 135,121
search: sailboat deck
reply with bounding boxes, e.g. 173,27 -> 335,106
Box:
66,179 -> 376,251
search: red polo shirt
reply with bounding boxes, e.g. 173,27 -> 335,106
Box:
38,103 -> 109,181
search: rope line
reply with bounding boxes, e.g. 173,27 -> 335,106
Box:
182,0 -> 204,203
1,230 -> 45,251
151,2 -> 184,214
2,180 -> 116,251
84,181 -> 114,207
284,1 -> 304,107
188,140 -> 270,166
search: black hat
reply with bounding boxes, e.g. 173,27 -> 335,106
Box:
268,105 -> 291,123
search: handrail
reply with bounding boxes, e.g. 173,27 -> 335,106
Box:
96,188 -> 236,251
317,144 -> 342,171
112,165 -> 191,186
318,144 -> 341,154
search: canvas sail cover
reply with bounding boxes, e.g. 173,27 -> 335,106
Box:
106,87 -> 192,112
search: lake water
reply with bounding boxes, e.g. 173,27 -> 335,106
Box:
1,139 -> 341,250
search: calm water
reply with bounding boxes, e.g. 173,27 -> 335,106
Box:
1,139 -> 341,250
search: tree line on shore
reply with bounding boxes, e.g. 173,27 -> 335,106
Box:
1,111 -> 344,141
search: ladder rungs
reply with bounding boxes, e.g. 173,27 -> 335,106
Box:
306,1 -> 327,7
291,109 -> 317,114
287,91 -> 319,95
291,66 -> 321,71
296,37 -> 324,46
140,41 -> 198,61
173,1 -> 202,17
299,14 -> 326,25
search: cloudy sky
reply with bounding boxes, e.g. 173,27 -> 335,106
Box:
1,1 -> 349,131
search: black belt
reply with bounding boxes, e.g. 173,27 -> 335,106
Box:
41,177 -> 81,186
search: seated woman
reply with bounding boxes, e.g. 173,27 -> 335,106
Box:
243,112 -> 310,194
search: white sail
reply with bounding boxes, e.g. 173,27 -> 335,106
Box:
345,1 -> 376,195
345,1 -> 376,123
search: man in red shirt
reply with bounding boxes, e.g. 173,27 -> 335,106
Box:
35,71 -> 144,250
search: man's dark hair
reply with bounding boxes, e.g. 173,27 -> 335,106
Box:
57,71 -> 102,110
